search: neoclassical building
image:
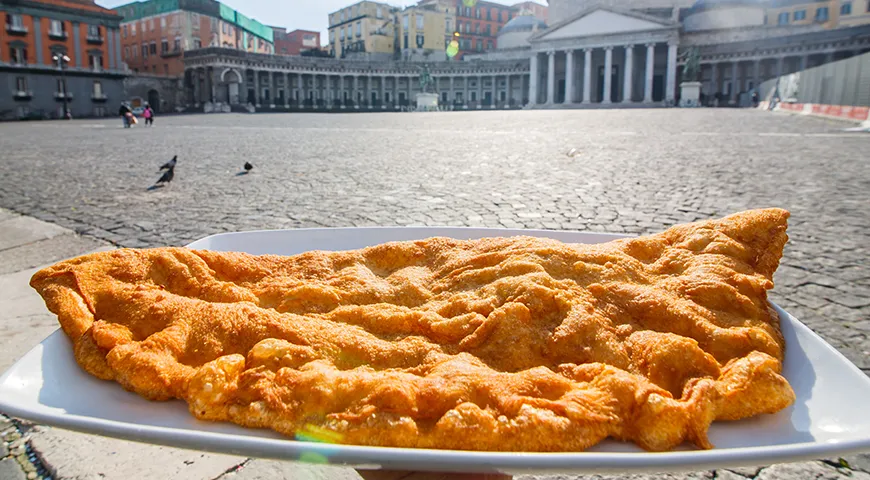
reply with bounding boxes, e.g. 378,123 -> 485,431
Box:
181,0 -> 870,110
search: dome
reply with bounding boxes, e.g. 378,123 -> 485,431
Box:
683,0 -> 765,31
499,15 -> 548,35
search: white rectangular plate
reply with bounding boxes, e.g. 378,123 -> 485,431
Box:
2,227 -> 870,475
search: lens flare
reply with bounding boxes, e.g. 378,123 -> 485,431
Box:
446,40 -> 460,58
462,0 -> 477,6
295,424 -> 344,444
299,451 -> 330,464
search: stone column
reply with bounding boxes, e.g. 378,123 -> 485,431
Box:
365,75 -> 372,107
449,76 -> 455,105
298,73 -> 304,107
603,46 -> 613,104
521,74 -> 528,104
192,69 -> 201,106
730,61 -> 738,103
353,75 -> 359,107
506,74 -> 512,106
622,45 -> 634,103
464,76 -> 470,107
565,49 -> 575,104
644,43 -> 655,103
477,75 -> 483,108
529,53 -> 539,106
711,62 -> 719,95
800,54 -> 809,72
253,70 -> 260,107
380,75 -> 386,109
546,50 -> 556,104
491,75 -> 497,108
583,48 -> 592,104
394,75 -> 400,106
666,42 -> 678,103
408,75 -> 413,105
284,72 -> 290,107
267,71 -> 274,107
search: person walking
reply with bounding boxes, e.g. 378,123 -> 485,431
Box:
143,105 -> 154,126
119,103 -> 132,128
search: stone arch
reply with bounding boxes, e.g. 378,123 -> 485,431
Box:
221,68 -> 242,84
219,68 -> 242,105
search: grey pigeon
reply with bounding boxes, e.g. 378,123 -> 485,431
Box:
159,155 -> 177,171
155,165 -> 174,185
244,162 -> 253,172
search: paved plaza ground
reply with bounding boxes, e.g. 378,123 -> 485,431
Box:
0,109 -> 868,479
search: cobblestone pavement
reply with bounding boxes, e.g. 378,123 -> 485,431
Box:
0,110 -> 868,479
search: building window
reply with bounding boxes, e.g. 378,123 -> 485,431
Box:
161,17 -> 166,28
149,41 -> 156,54
794,10 -> 806,20
161,38 -> 168,53
16,76 -> 27,92
141,43 -> 148,58
777,12 -> 789,24
356,21 -> 361,37
191,13 -> 199,27
416,14 -> 424,29
403,15 -> 409,29
329,30 -> 335,42
193,38 -> 201,49
124,46 -> 130,58
131,23 -> 136,35
485,24 -> 491,35
474,23 -> 480,34
89,54 -> 103,71
7,13 -> 26,32
340,10 -> 345,22
148,19 -> 154,31
416,33 -> 424,47
49,19 -> 66,39
476,39 -> 482,51
174,36 -> 181,51
841,3 -> 852,14
487,40 -> 493,50
816,6 -> 829,21
164,64 -> 169,74
377,6 -> 382,18
486,9 -> 491,20
122,25 -> 128,37
475,8 -> 481,18
10,45 -> 27,64
93,80 -> 103,96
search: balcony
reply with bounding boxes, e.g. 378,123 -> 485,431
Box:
54,92 -> 74,100
86,35 -> 104,45
6,24 -> 28,36
91,93 -> 108,102
48,31 -> 68,40
161,49 -> 182,58
13,91 -> 33,101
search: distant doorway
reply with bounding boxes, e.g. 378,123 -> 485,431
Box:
147,89 -> 160,112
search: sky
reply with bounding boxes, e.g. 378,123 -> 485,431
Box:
95,0 -> 524,46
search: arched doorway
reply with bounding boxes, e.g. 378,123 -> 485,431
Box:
221,68 -> 242,105
147,90 -> 160,112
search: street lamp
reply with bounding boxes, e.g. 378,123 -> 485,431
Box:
52,54 -> 71,119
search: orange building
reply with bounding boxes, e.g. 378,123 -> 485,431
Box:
1,0 -> 126,120
272,28 -> 320,56
115,0 -> 274,77
446,0 -> 517,59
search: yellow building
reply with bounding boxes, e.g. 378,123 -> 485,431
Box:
767,0 -> 870,29
328,1 -> 396,59
397,3 -> 450,60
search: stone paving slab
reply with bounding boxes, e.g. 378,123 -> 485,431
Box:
0,111 -> 869,479
0,216 -> 68,253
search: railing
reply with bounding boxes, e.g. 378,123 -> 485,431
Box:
48,31 -> 68,40
86,35 -> 104,44
13,91 -> 33,100
92,93 -> 108,102
54,92 -> 74,100
6,24 -> 28,35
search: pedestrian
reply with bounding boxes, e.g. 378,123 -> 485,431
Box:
143,104 -> 154,126
119,103 -> 132,128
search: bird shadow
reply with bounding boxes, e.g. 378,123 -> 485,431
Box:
235,171 -> 250,176
146,184 -> 166,191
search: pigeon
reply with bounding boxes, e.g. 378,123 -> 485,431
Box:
155,165 -> 174,186
159,155 -> 177,171
244,162 -> 253,172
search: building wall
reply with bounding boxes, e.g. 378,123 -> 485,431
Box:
397,6 -> 447,53
450,0 -> 516,58
767,0 -> 870,28
1,1 -> 118,69
0,70 -> 123,120
274,29 -> 320,55
328,1 -> 395,58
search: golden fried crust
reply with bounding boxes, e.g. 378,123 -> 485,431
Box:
30,208 -> 795,452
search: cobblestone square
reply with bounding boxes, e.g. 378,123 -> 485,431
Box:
0,109 -> 868,479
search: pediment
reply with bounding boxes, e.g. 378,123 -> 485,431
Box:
532,8 -> 676,42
